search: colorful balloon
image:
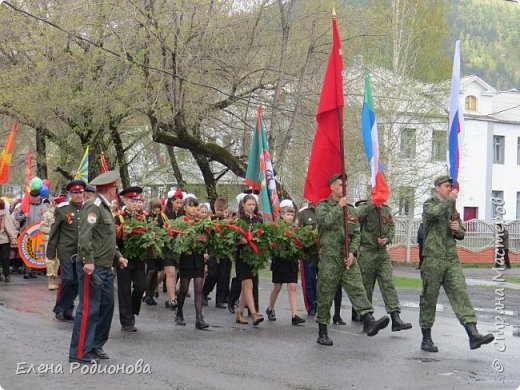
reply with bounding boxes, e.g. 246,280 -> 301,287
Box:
42,179 -> 51,188
39,185 -> 49,197
30,177 -> 43,190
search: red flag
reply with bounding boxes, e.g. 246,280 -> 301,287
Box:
21,150 -> 32,214
0,122 -> 18,184
100,152 -> 109,173
303,11 -> 344,203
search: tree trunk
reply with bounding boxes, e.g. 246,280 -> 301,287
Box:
110,121 -> 130,188
191,151 -> 217,206
35,126 -> 48,179
166,146 -> 186,187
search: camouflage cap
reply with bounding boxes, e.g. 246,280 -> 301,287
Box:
434,175 -> 453,186
327,173 -> 347,186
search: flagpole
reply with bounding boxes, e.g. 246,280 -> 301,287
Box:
332,7 -> 350,263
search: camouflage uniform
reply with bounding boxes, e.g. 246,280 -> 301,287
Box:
356,201 -> 400,313
315,198 -> 373,325
419,196 -> 476,328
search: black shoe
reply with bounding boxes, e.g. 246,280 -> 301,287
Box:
175,310 -> 186,326
202,295 -> 209,306
215,302 -> 226,309
92,348 -> 109,359
186,292 -> 191,298
69,355 -> 98,364
333,314 -> 346,325
363,313 -> 390,336
121,325 -> 138,332
4,275 -> 10,283
23,274 -> 30,279
29,272 -> 37,279
196,315 -> 209,329
351,308 -> 361,322
292,315 -> 306,326
421,328 -> 439,352
63,313 -> 75,322
390,312 -> 412,332
464,323 -> 494,350
227,302 -> 235,314
170,299 -> 178,310
317,324 -> 333,346
55,312 -> 66,322
145,297 -> 157,306
154,291 -> 159,298
266,308 -> 276,321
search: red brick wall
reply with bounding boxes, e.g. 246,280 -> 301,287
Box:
388,245 -> 520,264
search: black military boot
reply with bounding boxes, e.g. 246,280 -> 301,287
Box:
464,323 -> 494,350
362,313 -> 390,336
175,309 -> 186,326
421,328 -> 438,352
195,315 -> 209,330
317,324 -> 333,346
390,311 -> 412,331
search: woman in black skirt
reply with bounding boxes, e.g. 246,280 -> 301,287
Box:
235,194 -> 264,326
265,200 -> 305,325
162,189 -> 185,309
175,197 -> 209,329
143,198 -> 166,305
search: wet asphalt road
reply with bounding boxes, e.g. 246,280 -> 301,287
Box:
0,268 -> 519,390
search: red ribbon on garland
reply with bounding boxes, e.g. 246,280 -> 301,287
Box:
225,223 -> 259,254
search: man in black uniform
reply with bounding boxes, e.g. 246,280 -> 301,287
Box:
47,180 -> 85,321
69,170 -> 128,363
115,187 -> 146,332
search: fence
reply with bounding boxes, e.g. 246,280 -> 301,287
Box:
389,217 -> 519,264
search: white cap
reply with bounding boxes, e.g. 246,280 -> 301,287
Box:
280,199 -> 294,209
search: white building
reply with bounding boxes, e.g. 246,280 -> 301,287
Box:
347,72 -> 520,221
458,75 -> 520,221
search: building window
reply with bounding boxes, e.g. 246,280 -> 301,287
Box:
517,192 -> 520,220
493,135 -> 505,164
400,128 -> 416,159
465,95 -> 477,111
492,190 -> 504,219
517,138 -> 520,165
398,186 -> 415,216
431,130 -> 447,161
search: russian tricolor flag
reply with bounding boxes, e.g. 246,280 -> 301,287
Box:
448,40 -> 465,190
361,73 -> 390,207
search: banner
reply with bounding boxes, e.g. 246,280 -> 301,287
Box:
17,222 -> 46,269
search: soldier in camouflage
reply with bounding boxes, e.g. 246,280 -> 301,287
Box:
356,199 -> 412,332
314,174 -> 390,346
419,175 -> 494,352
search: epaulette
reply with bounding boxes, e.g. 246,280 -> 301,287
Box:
94,198 -> 102,207
57,202 -> 70,208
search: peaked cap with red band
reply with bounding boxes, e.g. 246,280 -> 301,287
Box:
119,186 -> 143,199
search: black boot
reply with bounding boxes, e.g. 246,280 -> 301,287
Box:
464,323 -> 494,350
390,311 -> 412,331
421,328 -> 438,352
175,309 -> 186,326
317,324 -> 333,346
351,308 -> 361,322
333,314 -> 346,325
195,315 -> 209,330
362,313 -> 390,336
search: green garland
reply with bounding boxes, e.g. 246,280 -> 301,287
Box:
120,215 -> 168,260
121,216 -> 319,273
